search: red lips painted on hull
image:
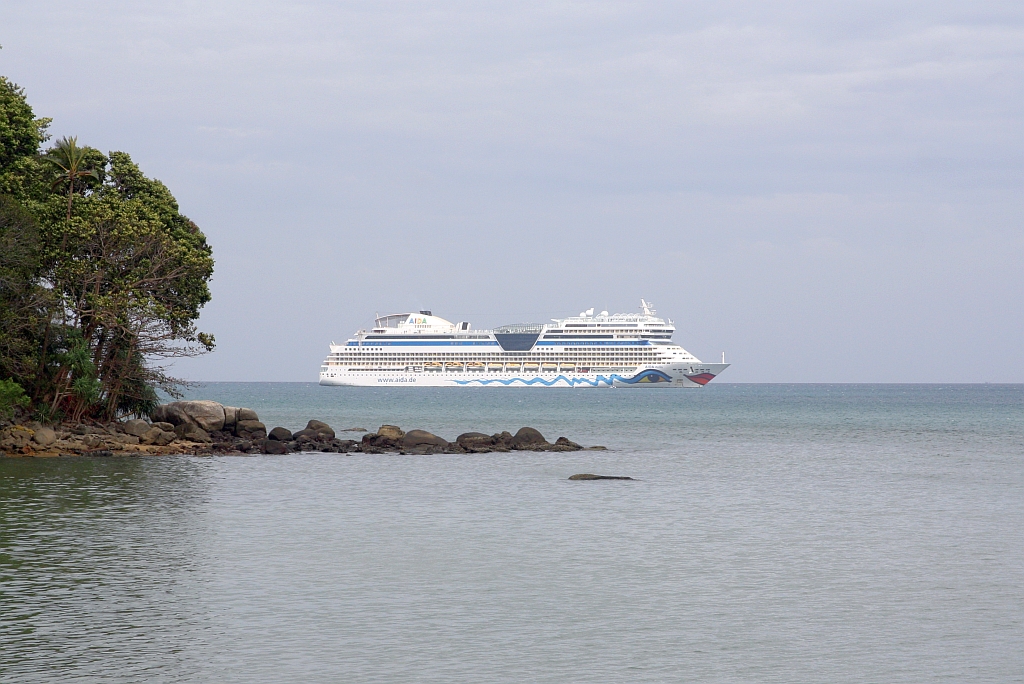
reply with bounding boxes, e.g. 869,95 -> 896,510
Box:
684,373 -> 716,385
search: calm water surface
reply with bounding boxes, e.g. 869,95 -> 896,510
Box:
1,384 -> 1022,682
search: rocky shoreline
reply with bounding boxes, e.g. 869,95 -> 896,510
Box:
0,400 -> 604,458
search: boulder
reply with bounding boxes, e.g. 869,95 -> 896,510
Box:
152,422 -> 175,432
235,420 -> 267,440
115,434 -> 140,445
141,427 -> 175,446
291,428 -> 319,441
552,437 -> 583,451
151,403 -> 192,427
177,400 -> 226,432
306,422 -> 336,439
402,430 -> 448,448
377,425 -> 405,440
237,407 -> 259,422
456,432 -> 490,444
222,406 -> 240,429
362,432 -> 401,450
122,419 -> 151,438
268,426 -> 293,442
510,427 -> 547,449
32,427 -> 56,447
568,473 -> 634,481
173,423 -> 212,443
261,439 -> 289,455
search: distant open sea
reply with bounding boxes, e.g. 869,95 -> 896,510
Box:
2,383 -> 1022,682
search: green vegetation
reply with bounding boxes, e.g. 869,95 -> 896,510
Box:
0,74 -> 214,422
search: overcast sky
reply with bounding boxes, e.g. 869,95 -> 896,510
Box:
3,1 -> 1022,381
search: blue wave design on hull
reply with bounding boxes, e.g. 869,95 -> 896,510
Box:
453,369 -> 672,387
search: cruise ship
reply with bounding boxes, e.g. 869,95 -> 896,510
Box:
319,300 -> 728,387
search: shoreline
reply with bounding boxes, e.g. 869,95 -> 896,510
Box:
1,400 -> 604,458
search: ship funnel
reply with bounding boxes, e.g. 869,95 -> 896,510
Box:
586,308 -> 594,317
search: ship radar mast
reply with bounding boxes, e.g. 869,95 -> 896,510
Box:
641,299 -> 656,316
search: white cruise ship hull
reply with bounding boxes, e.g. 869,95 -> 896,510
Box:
319,363 -> 729,388
319,303 -> 729,388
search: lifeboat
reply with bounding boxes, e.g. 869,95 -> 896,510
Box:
504,362 -> 522,372
487,362 -> 503,371
523,362 -> 540,370
467,362 -> 485,371
444,362 -> 463,370
541,362 -> 558,372
559,363 -> 576,372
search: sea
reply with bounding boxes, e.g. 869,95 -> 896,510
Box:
1,383 -> 1022,683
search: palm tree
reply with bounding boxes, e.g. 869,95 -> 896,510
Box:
42,136 -> 99,223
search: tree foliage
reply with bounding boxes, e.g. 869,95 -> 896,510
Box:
0,74 -> 214,422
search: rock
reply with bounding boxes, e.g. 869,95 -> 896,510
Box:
82,434 -> 103,448
585,446 -> 608,450
261,439 -> 289,455
362,432 -> 401,450
222,406 -> 240,429
234,420 -> 267,440
179,400 -> 225,432
510,427 -> 547,449
115,434 -> 140,445
86,449 -> 114,458
551,436 -> 583,451
152,422 -> 174,432
377,425 -> 405,440
152,400 -> 225,431
151,403 -> 192,426
306,420 -> 331,432
403,429 -> 448,448
568,473 -> 635,480
174,423 -> 212,443
154,430 -> 176,446
340,427 -> 367,432
122,419 -> 151,438
293,432 -> 316,445
268,426 -> 293,441
456,432 -> 490,444
72,424 -> 101,435
237,407 -> 259,422
32,427 -> 56,447
140,427 -> 165,445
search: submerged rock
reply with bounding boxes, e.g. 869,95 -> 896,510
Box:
568,473 -> 635,481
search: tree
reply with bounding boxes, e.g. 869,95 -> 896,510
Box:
38,150 -> 215,418
0,73 -> 216,422
42,136 -> 100,224
0,75 -> 50,197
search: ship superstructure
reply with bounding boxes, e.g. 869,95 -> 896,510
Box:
319,300 -> 728,387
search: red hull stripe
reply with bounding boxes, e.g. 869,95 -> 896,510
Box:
684,373 -> 716,385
